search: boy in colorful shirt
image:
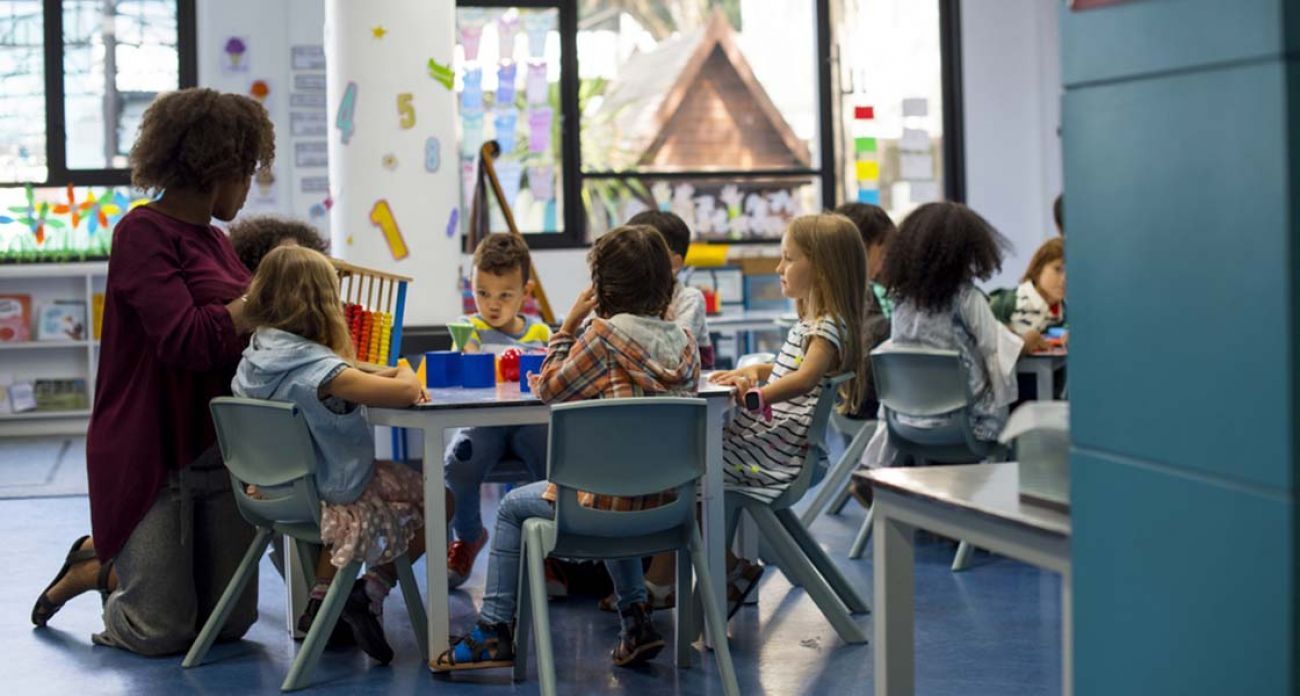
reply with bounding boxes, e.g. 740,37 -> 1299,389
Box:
444,234 -> 551,588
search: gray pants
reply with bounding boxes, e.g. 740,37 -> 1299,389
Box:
93,448 -> 258,656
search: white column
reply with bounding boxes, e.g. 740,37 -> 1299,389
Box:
326,0 -> 460,325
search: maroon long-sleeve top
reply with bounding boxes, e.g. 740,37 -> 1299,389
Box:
87,206 -> 250,562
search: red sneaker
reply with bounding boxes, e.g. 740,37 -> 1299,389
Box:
447,529 -> 488,589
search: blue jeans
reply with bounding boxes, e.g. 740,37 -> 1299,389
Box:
479,481 -> 648,625
445,425 -> 548,541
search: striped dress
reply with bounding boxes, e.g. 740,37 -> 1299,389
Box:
722,317 -> 842,503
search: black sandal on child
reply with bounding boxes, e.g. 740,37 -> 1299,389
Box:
611,602 -> 664,667
31,535 -> 96,627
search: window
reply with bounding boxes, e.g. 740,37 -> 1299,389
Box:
454,0 -> 961,248
0,0 -> 194,261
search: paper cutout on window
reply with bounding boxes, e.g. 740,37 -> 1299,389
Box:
493,109 -> 519,152
720,185 -> 743,219
855,137 -> 877,153
461,67 -> 484,112
693,195 -> 718,234
397,93 -> 415,129
910,181 -> 940,203
767,190 -> 795,215
523,12 -> 553,59
902,98 -> 928,117
335,81 -> 358,145
854,105 -> 874,120
497,63 -> 517,105
671,184 -> 696,225
498,15 -> 520,64
525,61 -> 548,105
461,112 -> 485,157
527,164 -> 554,201
424,137 -> 440,172
495,160 -> 523,208
622,197 -> 650,223
526,107 -> 552,153
460,158 -> 477,209
651,182 -> 672,210
899,154 -> 933,180
900,128 -> 929,152
222,36 -> 248,73
427,58 -> 454,90
855,160 -> 879,181
857,188 -> 880,205
459,25 -> 483,62
369,199 -> 409,260
446,207 -> 460,239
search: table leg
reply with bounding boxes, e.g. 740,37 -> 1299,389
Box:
1062,569 -> 1073,696
1036,363 -> 1053,401
422,420 -> 452,666
874,502 -> 915,696
700,398 -> 728,648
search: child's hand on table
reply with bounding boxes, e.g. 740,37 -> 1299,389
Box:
394,363 -> 430,403
527,372 -> 542,393
709,366 -> 762,407
1021,329 -> 1050,355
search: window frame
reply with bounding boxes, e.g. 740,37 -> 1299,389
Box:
3,0 -> 198,189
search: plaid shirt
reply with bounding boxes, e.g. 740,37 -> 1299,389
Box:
536,316 -> 699,510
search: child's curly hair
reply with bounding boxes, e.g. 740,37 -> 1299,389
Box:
129,88 -> 275,194
228,215 -> 329,272
880,201 -> 1010,313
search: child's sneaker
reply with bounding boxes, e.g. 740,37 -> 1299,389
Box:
431,621 -> 515,672
296,595 -> 355,649
611,602 -> 664,666
544,558 -> 568,599
447,529 -> 488,589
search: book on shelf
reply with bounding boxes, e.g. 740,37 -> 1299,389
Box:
37,300 -> 87,341
92,292 -> 105,340
34,378 -> 89,412
7,380 -> 36,413
0,294 -> 32,342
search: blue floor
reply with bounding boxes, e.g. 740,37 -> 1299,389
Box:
3,481 -> 1061,695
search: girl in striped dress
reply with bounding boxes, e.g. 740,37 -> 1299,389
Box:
709,214 -> 869,608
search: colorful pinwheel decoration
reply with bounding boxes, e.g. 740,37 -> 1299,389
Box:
7,185 -> 63,245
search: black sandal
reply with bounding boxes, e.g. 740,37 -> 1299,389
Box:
96,557 -> 115,606
611,602 -> 664,667
31,535 -> 96,627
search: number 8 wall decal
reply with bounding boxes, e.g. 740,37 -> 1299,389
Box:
369,199 -> 409,261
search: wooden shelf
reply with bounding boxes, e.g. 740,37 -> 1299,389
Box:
0,261 -> 107,279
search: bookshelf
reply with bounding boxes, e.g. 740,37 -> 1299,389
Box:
0,262 -> 106,436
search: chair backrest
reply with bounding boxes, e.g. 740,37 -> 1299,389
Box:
736,352 -> 776,369
546,398 -> 707,549
767,372 -> 854,511
210,397 -> 324,529
870,346 -> 991,463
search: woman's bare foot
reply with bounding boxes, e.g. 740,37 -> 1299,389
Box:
44,538 -> 102,605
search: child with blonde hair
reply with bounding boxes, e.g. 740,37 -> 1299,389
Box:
234,245 -> 437,664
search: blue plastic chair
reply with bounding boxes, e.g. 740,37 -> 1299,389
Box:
847,347 -> 1008,570
183,397 -> 427,691
724,373 -> 870,644
513,398 -> 739,696
799,411 -> 879,527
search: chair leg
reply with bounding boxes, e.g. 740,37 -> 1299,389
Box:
748,506 -> 866,644
848,505 -> 874,559
675,546 -> 694,668
689,529 -> 740,696
828,485 -> 853,515
776,509 -> 869,614
282,560 -> 362,691
513,536 -> 532,683
800,422 -> 876,528
524,527 -> 557,696
951,541 -> 975,572
394,554 -> 428,661
184,528 -> 273,669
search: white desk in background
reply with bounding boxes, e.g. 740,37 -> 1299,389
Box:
1018,350 -> 1067,401
865,462 -> 1071,696
367,379 -> 734,669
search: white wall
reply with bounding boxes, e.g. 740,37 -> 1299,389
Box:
960,0 -> 1062,290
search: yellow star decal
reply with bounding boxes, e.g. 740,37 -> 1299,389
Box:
346,235 -> 354,245
371,25 -> 387,39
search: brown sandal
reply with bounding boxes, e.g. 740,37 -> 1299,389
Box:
31,535 -> 97,627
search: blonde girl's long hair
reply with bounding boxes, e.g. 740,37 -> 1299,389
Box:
244,245 -> 354,360
786,214 -> 868,413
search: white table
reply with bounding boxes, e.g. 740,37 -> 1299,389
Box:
1017,351 -> 1067,401
866,463 -> 1071,696
368,379 -> 735,669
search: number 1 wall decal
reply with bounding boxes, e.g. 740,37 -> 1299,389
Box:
369,199 -> 409,260
336,81 -> 358,144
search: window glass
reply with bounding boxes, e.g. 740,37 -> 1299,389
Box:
0,1 -> 47,183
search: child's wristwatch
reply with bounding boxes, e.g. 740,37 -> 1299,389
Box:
743,388 -> 773,422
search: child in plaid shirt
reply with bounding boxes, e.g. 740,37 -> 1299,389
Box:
434,224 -> 699,673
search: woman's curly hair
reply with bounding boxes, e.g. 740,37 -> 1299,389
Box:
129,88 -> 275,194
879,201 -> 1010,313
227,215 -> 329,272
